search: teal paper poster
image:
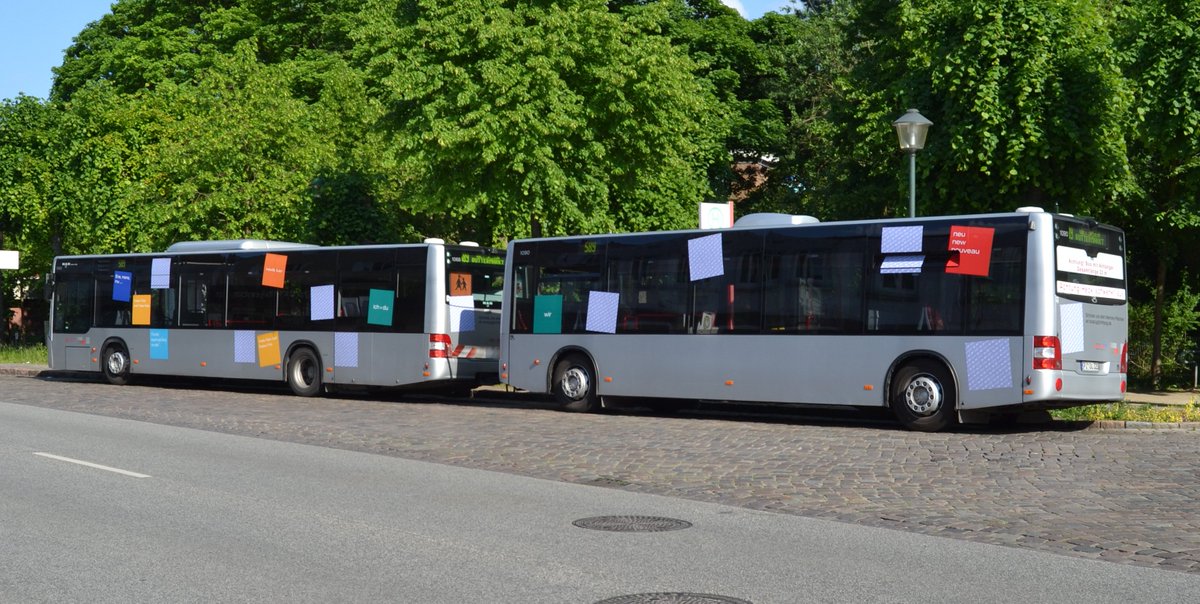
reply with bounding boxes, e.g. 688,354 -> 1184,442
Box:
367,289 -> 394,326
533,295 -> 563,334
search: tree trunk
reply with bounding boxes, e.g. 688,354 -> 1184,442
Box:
1150,254 -> 1167,390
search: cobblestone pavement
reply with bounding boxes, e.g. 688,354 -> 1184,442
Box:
6,373 -> 1200,575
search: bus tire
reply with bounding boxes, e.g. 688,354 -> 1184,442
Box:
553,353 -> 600,413
101,343 -> 130,386
890,359 -> 956,432
286,347 -> 322,397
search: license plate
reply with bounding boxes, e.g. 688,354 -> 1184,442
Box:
1080,361 -> 1103,373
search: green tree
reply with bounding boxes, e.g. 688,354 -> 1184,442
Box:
356,0 -> 726,242
818,0 -> 1129,219
1115,0 -> 1200,389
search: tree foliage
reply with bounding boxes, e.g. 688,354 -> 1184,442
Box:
357,0 -> 725,241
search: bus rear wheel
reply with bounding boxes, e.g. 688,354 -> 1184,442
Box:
553,353 -> 600,413
102,343 -> 130,386
286,347 -> 322,397
890,359 -> 956,432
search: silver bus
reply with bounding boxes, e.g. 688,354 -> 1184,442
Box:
49,239 -> 503,395
500,209 -> 1127,431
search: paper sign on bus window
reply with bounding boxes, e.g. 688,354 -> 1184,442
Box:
881,225 -> 923,254
262,253 -> 287,288
880,255 -> 924,274
1060,303 -> 1085,354
449,295 -> 476,333
965,338 -> 1013,391
335,332 -> 358,368
132,294 -> 151,325
533,295 -> 563,334
585,291 -> 619,334
688,233 -> 724,281
310,284 -> 335,321
367,289 -> 394,326
151,258 -> 171,289
149,329 -> 169,360
113,271 -> 132,302
234,330 -> 256,363
945,226 -> 994,277
257,331 -> 281,367
450,272 -> 472,296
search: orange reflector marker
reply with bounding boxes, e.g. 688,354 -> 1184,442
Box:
133,359 -> 139,365
200,361 -> 207,367
326,367 -> 333,373
275,364 -> 281,370
91,358 -> 97,363
863,384 -> 874,391
604,377 -> 613,383
534,359 -> 541,366
725,380 -> 734,386
501,373 -> 508,380
422,371 -> 431,377
1024,389 -> 1034,395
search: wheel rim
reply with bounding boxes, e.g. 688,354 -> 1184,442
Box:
560,366 -> 590,401
903,374 -> 943,416
106,350 -> 127,375
292,357 -> 316,388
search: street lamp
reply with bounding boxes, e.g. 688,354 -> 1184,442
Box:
892,108 -> 933,218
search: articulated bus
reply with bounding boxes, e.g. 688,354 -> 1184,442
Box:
49,239 -> 504,395
500,208 -> 1127,431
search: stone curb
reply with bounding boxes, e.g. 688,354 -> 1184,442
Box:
6,365 -> 1196,431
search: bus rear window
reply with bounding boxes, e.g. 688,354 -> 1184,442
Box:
447,248 -> 504,309
1054,220 -> 1126,305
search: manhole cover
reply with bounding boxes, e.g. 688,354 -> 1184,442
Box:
595,594 -> 751,604
572,515 -> 693,532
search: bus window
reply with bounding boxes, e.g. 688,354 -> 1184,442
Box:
227,253 -> 277,329
608,236 -> 687,334
690,231 -> 764,334
178,255 -> 227,328
53,267 -> 95,334
764,228 -> 865,334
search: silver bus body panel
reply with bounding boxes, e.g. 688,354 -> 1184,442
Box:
506,333 -> 1023,410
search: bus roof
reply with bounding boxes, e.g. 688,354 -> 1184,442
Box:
164,239 -> 319,253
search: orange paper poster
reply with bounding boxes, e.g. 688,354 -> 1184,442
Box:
450,272 -> 472,296
257,331 -> 281,367
262,253 -> 287,288
945,226 -> 994,277
132,294 -> 151,326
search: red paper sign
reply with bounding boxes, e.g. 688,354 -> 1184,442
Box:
262,253 -> 287,288
945,226 -> 994,277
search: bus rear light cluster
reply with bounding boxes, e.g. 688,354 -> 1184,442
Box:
429,333 -> 451,358
1119,342 -> 1128,373
1032,335 -> 1061,370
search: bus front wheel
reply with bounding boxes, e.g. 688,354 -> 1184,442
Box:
890,360 -> 956,432
286,347 -> 322,397
553,353 -> 600,413
102,343 -> 130,386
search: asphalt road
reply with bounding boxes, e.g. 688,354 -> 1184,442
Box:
2,372 -> 1200,585
4,401 -> 1200,603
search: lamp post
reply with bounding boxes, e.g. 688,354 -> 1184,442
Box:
892,108 -> 933,218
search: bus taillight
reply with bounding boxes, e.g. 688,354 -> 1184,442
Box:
1119,342 -> 1128,373
1033,335 -> 1061,370
429,333 -> 452,358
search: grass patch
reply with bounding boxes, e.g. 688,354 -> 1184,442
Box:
0,344 -> 48,364
1050,400 -> 1200,423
